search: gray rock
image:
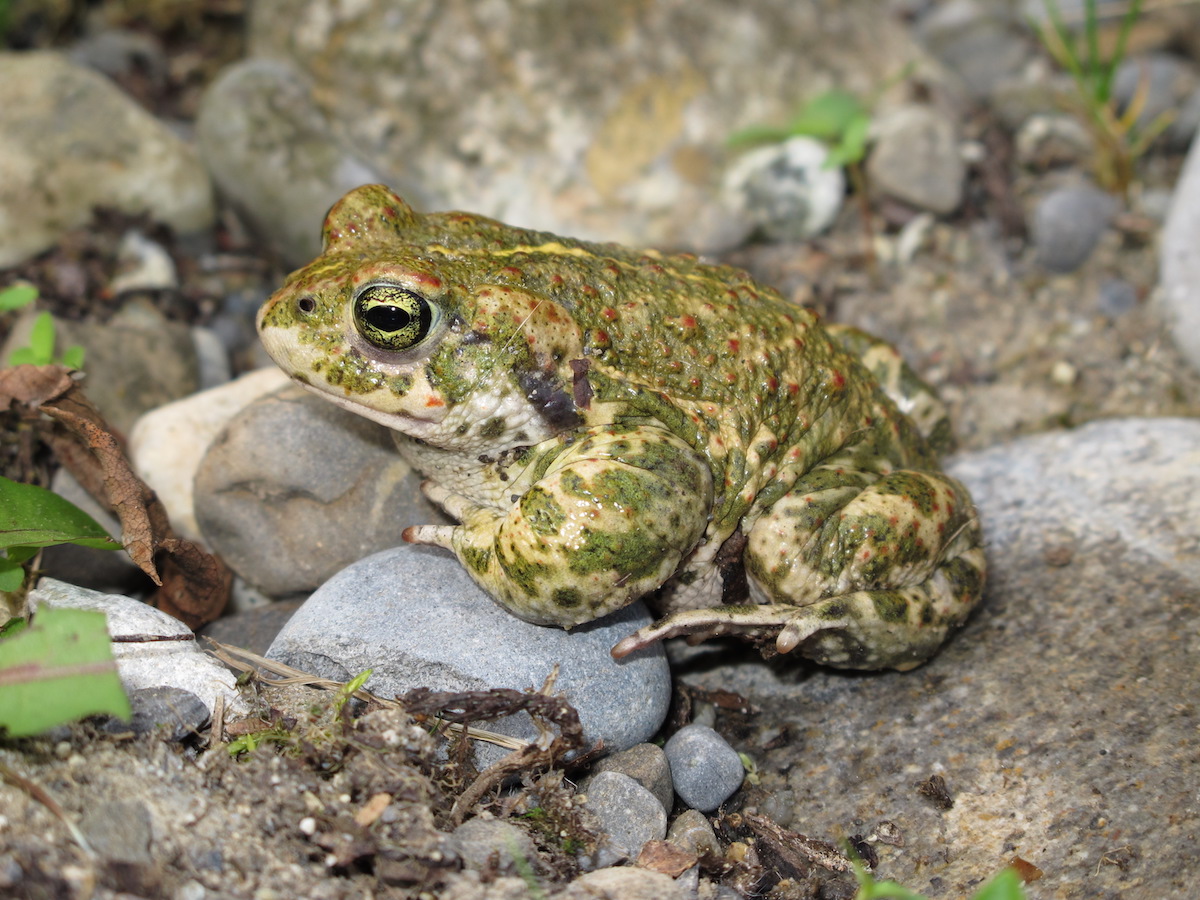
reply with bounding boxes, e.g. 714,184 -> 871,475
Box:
29,578 -> 245,717
101,686 -> 210,741
130,368 -> 290,545
196,59 -> 401,266
1160,136 -> 1200,373
590,743 -> 674,814
0,51 -> 213,268
681,418 -> 1200,897
193,384 -> 447,595
666,808 -> 721,858
238,0 -> 945,252
1031,183 -> 1117,273
266,545 -> 671,766
916,0 -> 1030,99
451,817 -> 541,877
57,300 -> 200,436
69,28 -> 167,89
664,725 -> 744,813
1112,53 -> 1199,151
583,771 -> 668,867
722,137 -> 844,241
867,105 -> 964,214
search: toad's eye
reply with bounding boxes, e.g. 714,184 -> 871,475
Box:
353,284 -> 436,352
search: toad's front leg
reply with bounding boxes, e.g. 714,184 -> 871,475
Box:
404,424 -> 713,628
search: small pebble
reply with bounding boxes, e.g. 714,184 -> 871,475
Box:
589,743 -> 673,814
666,808 -> 721,858
1032,184 -> 1117,274
583,771 -> 668,868
664,724 -> 745,813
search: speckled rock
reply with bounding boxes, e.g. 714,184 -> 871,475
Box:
867,104 -> 965,214
193,384 -> 447,596
666,808 -> 721,858
721,137 -> 844,241
590,743 -> 674,814
679,418 -> 1200,897
266,545 -> 671,767
238,0 -> 943,252
1032,183 -> 1118,273
196,59 -> 401,265
582,772 -> 668,868
1160,135 -> 1200,374
28,578 -> 244,717
130,368 -> 290,545
663,725 -> 745,813
0,51 -> 213,268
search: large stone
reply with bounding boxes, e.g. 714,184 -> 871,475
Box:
680,418 -> 1200,897
266,545 -> 672,767
193,384 -> 446,596
0,51 -> 213,268
234,0 -> 944,252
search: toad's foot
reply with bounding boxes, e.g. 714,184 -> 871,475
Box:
612,580 -> 978,671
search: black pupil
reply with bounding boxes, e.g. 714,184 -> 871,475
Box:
367,305 -> 412,332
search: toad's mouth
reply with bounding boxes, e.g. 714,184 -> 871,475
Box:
294,378 -> 448,436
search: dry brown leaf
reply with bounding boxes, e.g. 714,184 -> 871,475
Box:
2,363 -> 230,627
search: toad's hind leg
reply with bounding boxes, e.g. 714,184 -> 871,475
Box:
825,323 -> 955,453
613,467 -> 984,671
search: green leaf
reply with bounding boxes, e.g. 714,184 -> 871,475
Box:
728,123 -> 795,147
60,344 -> 86,370
6,346 -> 37,367
788,90 -> 867,140
0,559 -> 25,592
0,605 -> 131,736
0,618 -> 27,639
0,477 -> 120,552
26,312 -> 55,366
0,283 -> 38,312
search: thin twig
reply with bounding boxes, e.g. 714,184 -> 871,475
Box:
0,762 -> 95,857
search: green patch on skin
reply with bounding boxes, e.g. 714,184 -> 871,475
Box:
388,373 -> 413,396
818,599 -> 849,621
558,470 -> 590,500
872,591 -> 910,624
479,417 -> 506,439
459,543 -> 492,576
552,587 -> 582,609
568,525 -> 664,582
872,472 -> 939,516
497,547 -> 553,598
520,487 -> 567,536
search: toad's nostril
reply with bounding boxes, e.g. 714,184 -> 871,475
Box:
297,296 -> 317,314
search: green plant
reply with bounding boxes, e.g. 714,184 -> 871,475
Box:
731,89 -> 872,169
0,605 -> 131,737
0,476 -> 121,595
851,858 -> 1026,900
1032,0 -> 1174,199
1,283 -> 85,369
